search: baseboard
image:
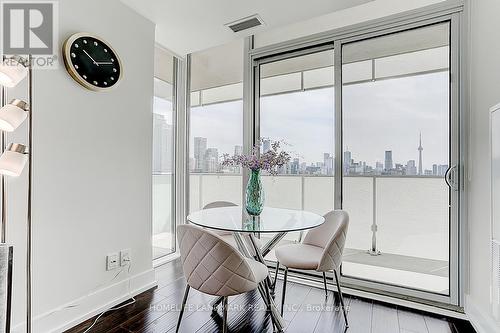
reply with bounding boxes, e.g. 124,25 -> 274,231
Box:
11,268 -> 157,333
465,294 -> 500,333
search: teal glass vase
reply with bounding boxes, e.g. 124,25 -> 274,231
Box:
246,169 -> 265,216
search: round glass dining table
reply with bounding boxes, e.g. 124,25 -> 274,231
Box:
186,206 -> 325,332
187,205 -> 325,233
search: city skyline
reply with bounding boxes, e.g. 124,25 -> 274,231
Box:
189,135 -> 448,177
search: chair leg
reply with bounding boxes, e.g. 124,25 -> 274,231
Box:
273,261 -> 280,290
222,296 -> 229,333
322,272 -> 328,298
176,285 -> 190,333
281,267 -> 288,316
334,269 -> 349,328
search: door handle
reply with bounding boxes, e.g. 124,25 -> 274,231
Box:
445,165 -> 459,191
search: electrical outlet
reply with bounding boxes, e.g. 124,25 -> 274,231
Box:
120,249 -> 131,266
106,253 -> 119,271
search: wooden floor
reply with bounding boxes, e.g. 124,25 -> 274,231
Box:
65,259 -> 474,333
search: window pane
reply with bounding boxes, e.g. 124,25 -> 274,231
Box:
259,48 -> 335,260
152,48 -> 175,259
189,40 -> 244,212
341,22 -> 450,294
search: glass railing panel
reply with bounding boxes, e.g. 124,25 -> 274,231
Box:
189,174 -> 201,212
303,176 -> 334,215
343,176 -> 374,252
152,174 -> 175,258
200,174 -> 243,208
376,177 -> 449,261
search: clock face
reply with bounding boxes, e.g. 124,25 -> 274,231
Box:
63,33 -> 122,91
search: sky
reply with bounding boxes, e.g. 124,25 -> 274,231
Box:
187,71 -> 449,171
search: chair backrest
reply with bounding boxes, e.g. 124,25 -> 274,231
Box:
177,224 -> 260,296
202,201 -> 237,236
302,210 -> 349,272
203,201 -> 238,210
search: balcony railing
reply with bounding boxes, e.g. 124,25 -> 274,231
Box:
153,173 -> 449,293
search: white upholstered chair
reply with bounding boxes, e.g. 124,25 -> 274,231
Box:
274,210 -> 349,326
176,224 -> 269,333
202,201 -> 262,251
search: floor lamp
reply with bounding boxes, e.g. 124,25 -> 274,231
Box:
0,55 -> 33,333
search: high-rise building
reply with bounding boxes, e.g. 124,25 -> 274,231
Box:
324,153 -> 333,175
438,164 -> 449,176
234,145 -> 243,156
375,162 -> 384,174
262,139 -> 271,153
194,137 -> 207,172
291,158 -> 300,174
204,148 -> 219,173
406,160 -> 417,175
432,164 -> 438,176
153,113 -> 173,173
343,151 -> 352,175
418,133 -> 423,175
384,151 -> 393,171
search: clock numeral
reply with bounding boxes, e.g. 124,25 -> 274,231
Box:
83,39 -> 87,44
71,52 -> 76,58
93,81 -> 98,85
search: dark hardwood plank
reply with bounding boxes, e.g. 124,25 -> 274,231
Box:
371,302 -> 399,333
313,291 -> 350,333
65,290 -> 167,333
398,307 -> 429,333
64,259 -> 474,333
286,287 -> 325,332
425,315 -> 453,333
344,296 -> 373,333
280,282 -> 312,323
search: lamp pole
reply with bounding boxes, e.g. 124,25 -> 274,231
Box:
1,54 -> 7,244
1,83 -> 6,244
26,54 -> 33,333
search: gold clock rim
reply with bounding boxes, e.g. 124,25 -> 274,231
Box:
62,32 -> 123,92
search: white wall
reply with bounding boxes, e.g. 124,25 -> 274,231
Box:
253,0 -> 445,48
466,0 -> 500,332
7,0 -> 156,332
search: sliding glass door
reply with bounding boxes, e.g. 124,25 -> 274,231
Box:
341,22 -> 455,296
256,48 -> 336,259
251,18 -> 460,303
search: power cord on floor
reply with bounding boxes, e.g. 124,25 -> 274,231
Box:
44,263 -> 128,317
82,259 -> 136,333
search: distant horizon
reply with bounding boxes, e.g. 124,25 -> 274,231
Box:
166,72 -> 449,172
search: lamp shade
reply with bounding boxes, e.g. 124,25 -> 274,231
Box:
0,99 -> 29,132
0,143 -> 28,177
0,60 -> 27,88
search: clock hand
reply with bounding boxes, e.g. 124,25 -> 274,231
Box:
95,61 -> 113,65
83,50 -> 99,66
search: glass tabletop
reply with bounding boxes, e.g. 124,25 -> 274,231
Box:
187,206 -> 325,233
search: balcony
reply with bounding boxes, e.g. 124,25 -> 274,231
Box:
153,173 -> 449,294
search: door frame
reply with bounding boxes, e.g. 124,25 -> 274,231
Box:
245,1 -> 465,307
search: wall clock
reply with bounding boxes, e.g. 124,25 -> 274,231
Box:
62,33 -> 122,91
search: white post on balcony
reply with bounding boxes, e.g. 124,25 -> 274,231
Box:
368,176 -> 381,256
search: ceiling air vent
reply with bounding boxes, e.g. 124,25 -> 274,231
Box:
226,14 -> 264,33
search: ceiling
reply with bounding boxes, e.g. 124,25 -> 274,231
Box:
120,0 -> 372,56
